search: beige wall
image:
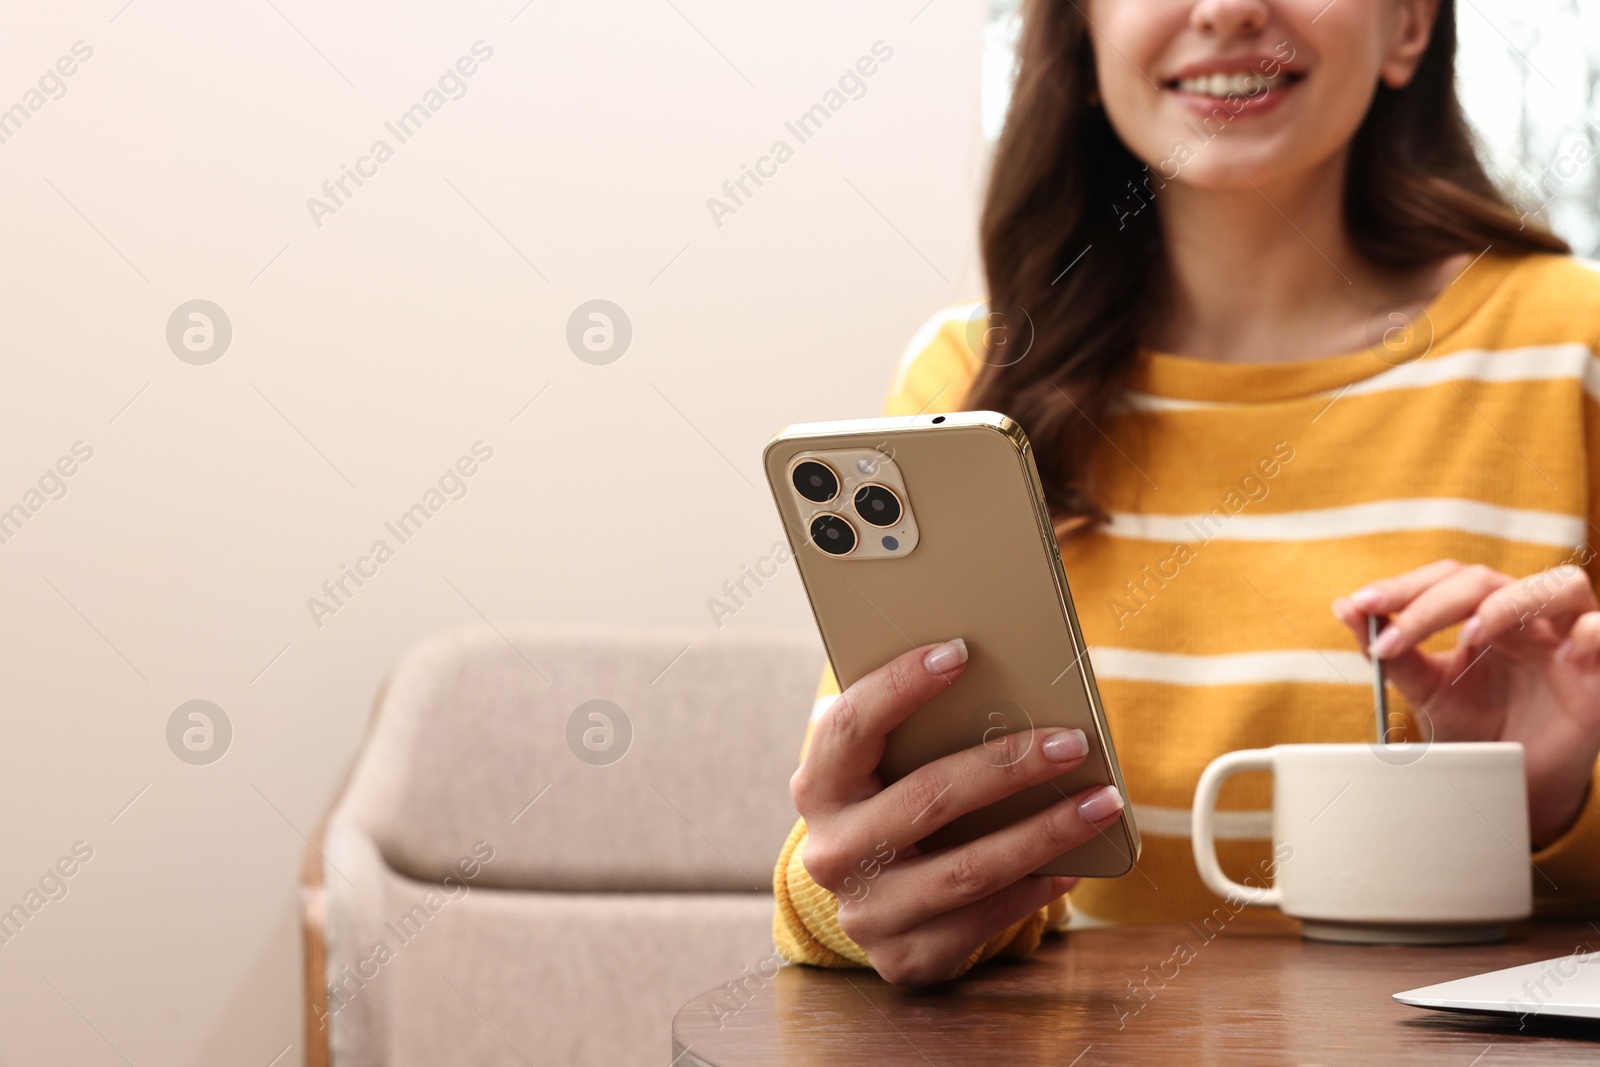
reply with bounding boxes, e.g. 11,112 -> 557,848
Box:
0,1 -> 985,1064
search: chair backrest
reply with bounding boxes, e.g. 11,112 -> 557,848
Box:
337,624 -> 821,892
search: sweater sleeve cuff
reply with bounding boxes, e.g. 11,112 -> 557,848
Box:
772,818 -> 867,969
771,817 -> 1071,976
1531,761 -> 1600,914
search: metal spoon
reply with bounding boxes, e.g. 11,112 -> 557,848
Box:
1369,613 -> 1389,744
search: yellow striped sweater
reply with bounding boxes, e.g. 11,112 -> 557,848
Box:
774,253 -> 1600,973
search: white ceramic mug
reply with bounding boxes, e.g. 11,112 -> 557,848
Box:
1191,742 -> 1533,943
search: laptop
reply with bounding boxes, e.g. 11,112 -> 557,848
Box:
1395,950 -> 1600,1023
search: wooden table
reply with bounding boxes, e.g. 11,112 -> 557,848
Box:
673,920 -> 1600,1065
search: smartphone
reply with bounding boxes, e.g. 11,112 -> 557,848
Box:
763,410 -> 1140,877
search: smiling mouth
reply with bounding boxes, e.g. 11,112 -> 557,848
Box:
1162,70 -> 1305,99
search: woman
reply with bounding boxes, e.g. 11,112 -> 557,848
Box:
773,0 -> 1600,984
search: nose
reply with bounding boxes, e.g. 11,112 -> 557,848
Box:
1190,0 -> 1269,36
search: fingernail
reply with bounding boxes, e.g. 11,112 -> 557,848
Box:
1370,626 -> 1402,659
1556,637 -> 1575,664
923,638 -> 968,675
1074,785 -> 1124,823
1042,728 -> 1088,762
1457,617 -> 1482,647
1349,587 -> 1382,610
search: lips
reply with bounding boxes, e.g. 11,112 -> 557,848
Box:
1161,57 -> 1305,101
1159,57 -> 1306,116
1172,71 -> 1289,98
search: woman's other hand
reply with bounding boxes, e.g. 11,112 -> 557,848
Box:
1333,560 -> 1600,847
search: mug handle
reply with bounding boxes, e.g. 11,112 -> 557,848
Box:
1191,748 -> 1281,908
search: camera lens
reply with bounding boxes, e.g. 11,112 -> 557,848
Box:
852,484 -> 902,528
791,461 -> 839,503
809,513 -> 857,556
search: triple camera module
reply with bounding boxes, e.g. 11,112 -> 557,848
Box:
787,450 -> 920,560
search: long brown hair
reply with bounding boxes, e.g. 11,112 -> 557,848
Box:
969,0 -> 1569,532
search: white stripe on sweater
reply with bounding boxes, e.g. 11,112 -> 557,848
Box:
816,647 -> 1375,712
1090,646 -> 1370,686
1121,342 -> 1600,413
1105,498 -> 1585,549
1131,802 -> 1272,840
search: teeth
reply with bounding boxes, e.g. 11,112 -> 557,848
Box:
1176,71 -> 1286,98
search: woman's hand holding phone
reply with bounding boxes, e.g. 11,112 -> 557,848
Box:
790,638 -> 1127,985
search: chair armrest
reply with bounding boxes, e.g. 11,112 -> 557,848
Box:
305,812 -> 400,1067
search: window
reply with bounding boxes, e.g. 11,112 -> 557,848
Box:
982,1 -> 1600,255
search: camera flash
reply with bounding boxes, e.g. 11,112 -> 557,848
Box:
856,458 -> 877,475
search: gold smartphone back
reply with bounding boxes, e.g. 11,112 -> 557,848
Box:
763,411 -> 1140,878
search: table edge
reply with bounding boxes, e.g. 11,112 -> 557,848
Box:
672,1036 -> 719,1067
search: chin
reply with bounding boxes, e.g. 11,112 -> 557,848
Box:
1134,129 -> 1320,192
1165,157 -> 1297,190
